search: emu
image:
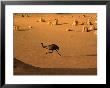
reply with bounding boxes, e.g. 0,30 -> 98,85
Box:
41,43 -> 61,56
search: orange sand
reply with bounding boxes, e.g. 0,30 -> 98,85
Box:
14,13 -> 97,69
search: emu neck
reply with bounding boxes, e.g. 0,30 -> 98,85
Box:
41,43 -> 47,48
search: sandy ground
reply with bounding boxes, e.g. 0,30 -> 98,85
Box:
14,58 -> 96,75
14,13 -> 97,75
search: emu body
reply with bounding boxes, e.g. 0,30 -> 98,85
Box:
41,43 -> 61,56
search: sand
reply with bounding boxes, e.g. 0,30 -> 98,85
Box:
14,13 -> 97,75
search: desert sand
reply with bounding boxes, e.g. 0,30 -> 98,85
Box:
14,13 -> 97,75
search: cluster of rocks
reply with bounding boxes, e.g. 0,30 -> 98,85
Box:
66,15 -> 97,35
14,13 -> 31,17
14,25 -> 32,31
14,14 -> 97,35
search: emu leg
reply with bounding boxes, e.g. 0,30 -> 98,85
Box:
46,50 -> 53,54
55,49 -> 61,56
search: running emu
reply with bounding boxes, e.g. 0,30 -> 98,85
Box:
41,43 -> 61,56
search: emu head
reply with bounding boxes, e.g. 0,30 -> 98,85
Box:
41,43 -> 47,48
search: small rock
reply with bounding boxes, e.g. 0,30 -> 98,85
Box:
72,20 -> 78,26
38,18 -> 46,22
89,25 -> 95,31
82,26 -> 89,32
66,28 -> 73,31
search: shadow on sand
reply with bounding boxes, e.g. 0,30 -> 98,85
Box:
14,58 -> 97,75
85,54 -> 97,56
